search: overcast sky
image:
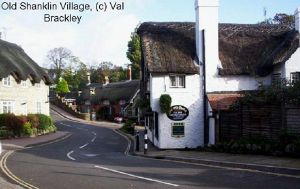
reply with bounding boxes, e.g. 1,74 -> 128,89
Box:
0,0 -> 299,68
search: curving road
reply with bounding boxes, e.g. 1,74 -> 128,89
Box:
3,110 -> 300,189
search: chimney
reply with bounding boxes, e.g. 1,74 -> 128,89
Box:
195,0 -> 219,92
127,65 -> 132,81
87,72 -> 91,86
104,76 -> 109,85
295,7 -> 300,32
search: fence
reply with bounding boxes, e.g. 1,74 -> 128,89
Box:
219,104 -> 300,142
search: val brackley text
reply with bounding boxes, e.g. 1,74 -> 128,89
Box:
44,14 -> 82,24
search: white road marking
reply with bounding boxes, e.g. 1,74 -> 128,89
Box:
60,123 -> 72,127
67,151 -> 76,161
92,132 -> 97,136
94,165 -> 179,187
79,143 -> 89,149
91,136 -> 97,142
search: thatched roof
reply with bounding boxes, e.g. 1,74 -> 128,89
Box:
138,22 -> 299,76
92,80 -> 140,103
0,39 -> 52,84
138,22 -> 199,74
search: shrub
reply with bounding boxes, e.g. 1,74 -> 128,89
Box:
5,114 -> 23,136
27,114 -> 39,128
159,94 -> 172,113
0,126 -> 13,138
22,122 -> 33,136
36,114 -> 52,131
121,120 -> 135,135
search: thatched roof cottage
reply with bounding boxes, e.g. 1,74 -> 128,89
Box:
0,39 -> 52,115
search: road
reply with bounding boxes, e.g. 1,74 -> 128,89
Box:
3,110 -> 300,189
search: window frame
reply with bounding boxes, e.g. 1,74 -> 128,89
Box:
21,80 -> 27,88
272,73 -> 282,84
2,76 -> 12,87
169,75 -> 186,88
1,101 -> 15,114
37,102 -> 42,114
290,72 -> 300,84
171,122 -> 185,137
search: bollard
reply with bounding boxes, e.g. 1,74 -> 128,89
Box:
144,129 -> 148,154
135,131 -> 140,152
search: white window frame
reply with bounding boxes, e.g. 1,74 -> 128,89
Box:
171,122 -> 185,138
21,102 -> 28,115
169,75 -> 186,88
0,101 -> 15,114
37,102 -> 42,114
36,83 -> 41,88
21,80 -> 27,88
2,76 -> 12,87
290,72 -> 300,83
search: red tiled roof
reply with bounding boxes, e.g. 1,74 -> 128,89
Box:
207,93 -> 243,111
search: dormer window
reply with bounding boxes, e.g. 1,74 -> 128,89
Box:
170,75 -> 185,88
21,80 -> 27,87
3,76 -> 11,87
291,72 -> 300,83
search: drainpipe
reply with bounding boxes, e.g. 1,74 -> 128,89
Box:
202,30 -> 208,146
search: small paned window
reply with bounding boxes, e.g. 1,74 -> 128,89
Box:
3,76 -> 11,87
169,75 -> 185,88
2,101 -> 14,114
272,73 -> 282,84
291,72 -> 300,83
21,80 -> 27,87
37,102 -> 42,114
172,122 -> 185,137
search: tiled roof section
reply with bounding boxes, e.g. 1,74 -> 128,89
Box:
0,39 -> 52,84
138,22 -> 199,74
207,93 -> 243,111
138,22 -> 299,76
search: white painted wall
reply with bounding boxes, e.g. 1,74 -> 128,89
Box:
0,75 -> 50,115
284,48 -> 300,79
148,73 -> 203,149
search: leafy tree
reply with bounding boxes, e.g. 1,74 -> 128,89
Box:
259,13 -> 294,28
127,31 -> 141,80
46,47 -> 73,83
56,78 -> 70,94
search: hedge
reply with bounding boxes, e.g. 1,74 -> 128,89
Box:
0,113 -> 57,139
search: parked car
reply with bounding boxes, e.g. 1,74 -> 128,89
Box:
114,116 -> 123,123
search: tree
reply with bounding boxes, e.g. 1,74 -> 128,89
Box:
46,47 -> 73,83
259,13 -> 294,28
62,61 -> 89,91
55,78 -> 70,94
127,31 -> 141,80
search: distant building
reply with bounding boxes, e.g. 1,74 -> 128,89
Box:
0,39 -> 52,115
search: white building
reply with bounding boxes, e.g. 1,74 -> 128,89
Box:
0,39 -> 52,115
138,23 -> 203,149
138,1 -> 300,149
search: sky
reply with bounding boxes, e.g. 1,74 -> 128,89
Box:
0,0 -> 299,68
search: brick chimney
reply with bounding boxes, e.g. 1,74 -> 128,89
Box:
127,65 -> 132,81
295,7 -> 300,32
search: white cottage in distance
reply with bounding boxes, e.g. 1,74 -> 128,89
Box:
0,39 -> 52,115
138,0 -> 300,149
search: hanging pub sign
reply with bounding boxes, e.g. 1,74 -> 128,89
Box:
167,105 -> 189,121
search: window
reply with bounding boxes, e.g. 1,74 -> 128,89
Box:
291,72 -> 300,83
21,80 -> 27,87
1,101 -> 14,114
272,73 -> 281,84
36,83 -> 41,88
172,122 -> 185,137
37,102 -> 42,114
3,76 -> 11,87
170,75 -> 185,88
21,102 -> 28,115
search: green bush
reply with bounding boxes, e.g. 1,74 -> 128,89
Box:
159,94 -> 172,113
0,126 -> 13,138
36,114 -> 52,131
22,122 -> 33,136
121,120 -> 135,135
27,114 -> 39,128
